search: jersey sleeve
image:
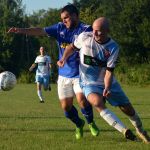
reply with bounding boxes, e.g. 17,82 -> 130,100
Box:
84,25 -> 92,32
44,23 -> 59,38
73,32 -> 85,49
34,56 -> 38,64
107,47 -> 119,68
47,56 -> 52,64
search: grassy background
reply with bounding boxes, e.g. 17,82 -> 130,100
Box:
0,84 -> 150,150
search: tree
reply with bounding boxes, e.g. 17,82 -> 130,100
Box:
0,0 -> 26,73
76,0 -> 150,64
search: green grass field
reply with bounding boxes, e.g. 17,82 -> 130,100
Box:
0,84 -> 150,150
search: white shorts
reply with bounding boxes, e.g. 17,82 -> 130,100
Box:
57,76 -> 83,100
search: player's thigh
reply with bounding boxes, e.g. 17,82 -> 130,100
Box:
82,85 -> 104,106
107,82 -> 130,106
72,78 -> 87,105
36,75 -> 43,90
57,76 -> 74,100
35,75 -> 43,84
72,78 -> 83,94
43,75 -> 49,90
60,98 -> 74,111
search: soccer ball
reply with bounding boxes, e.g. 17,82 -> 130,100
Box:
0,71 -> 17,91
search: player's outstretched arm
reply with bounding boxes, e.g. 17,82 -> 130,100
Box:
7,27 -> 47,36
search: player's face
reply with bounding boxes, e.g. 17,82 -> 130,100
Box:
61,11 -> 77,29
40,47 -> 44,55
92,25 -> 108,43
93,29 -> 108,43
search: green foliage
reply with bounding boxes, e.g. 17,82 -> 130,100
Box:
115,64 -> 150,85
17,70 -> 35,83
78,0 -> 150,64
0,0 -> 150,85
0,0 -> 27,73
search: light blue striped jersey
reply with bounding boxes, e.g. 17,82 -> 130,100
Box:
74,32 -> 119,86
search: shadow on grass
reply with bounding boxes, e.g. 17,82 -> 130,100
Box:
0,116 -> 149,120
0,128 -> 117,133
0,116 -> 64,119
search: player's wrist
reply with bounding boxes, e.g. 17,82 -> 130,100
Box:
104,88 -> 111,93
29,67 -> 33,72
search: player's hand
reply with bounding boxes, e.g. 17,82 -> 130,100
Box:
103,88 -> 111,98
57,60 -> 65,67
7,27 -> 20,33
29,67 -> 33,72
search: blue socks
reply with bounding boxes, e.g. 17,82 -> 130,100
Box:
65,105 -> 82,127
81,104 -> 93,124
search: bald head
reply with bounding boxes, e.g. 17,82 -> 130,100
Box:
93,17 -> 109,31
92,17 -> 110,43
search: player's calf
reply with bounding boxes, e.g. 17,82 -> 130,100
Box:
136,130 -> 150,144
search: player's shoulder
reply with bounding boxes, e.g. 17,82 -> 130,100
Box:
36,55 -> 41,59
57,22 -> 67,30
45,55 -> 50,59
79,22 -> 92,32
44,55 -> 51,61
79,31 -> 93,40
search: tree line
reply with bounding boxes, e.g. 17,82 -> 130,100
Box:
0,0 -> 150,85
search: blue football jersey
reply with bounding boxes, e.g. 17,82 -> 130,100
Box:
44,22 -> 92,78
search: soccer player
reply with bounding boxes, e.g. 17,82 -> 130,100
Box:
57,17 -> 150,143
29,46 -> 52,103
0,73 -> 2,91
8,4 -> 99,139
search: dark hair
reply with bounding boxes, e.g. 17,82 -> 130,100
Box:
61,4 -> 79,16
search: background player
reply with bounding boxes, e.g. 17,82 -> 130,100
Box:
29,46 -> 52,103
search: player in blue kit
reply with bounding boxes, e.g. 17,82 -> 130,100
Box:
8,4 -> 99,139
57,17 -> 150,143
29,46 -> 52,103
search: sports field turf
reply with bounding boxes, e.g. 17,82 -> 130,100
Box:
0,84 -> 150,150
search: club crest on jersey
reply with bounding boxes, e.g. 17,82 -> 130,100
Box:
60,43 -> 69,48
103,49 -> 110,58
60,32 -> 64,36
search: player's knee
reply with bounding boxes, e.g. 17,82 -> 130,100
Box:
61,102 -> 72,111
62,105 -> 72,111
94,101 -> 105,108
77,98 -> 87,108
43,84 -> 49,91
88,94 -> 104,108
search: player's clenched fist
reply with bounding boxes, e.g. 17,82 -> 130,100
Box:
7,27 -> 21,33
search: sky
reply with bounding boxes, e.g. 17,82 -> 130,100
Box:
22,0 -> 73,14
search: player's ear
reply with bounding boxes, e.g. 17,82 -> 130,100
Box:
72,13 -> 78,20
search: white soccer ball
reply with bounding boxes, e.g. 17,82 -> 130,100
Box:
0,71 -> 17,91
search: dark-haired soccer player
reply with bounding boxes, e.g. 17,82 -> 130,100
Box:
8,4 -> 99,139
